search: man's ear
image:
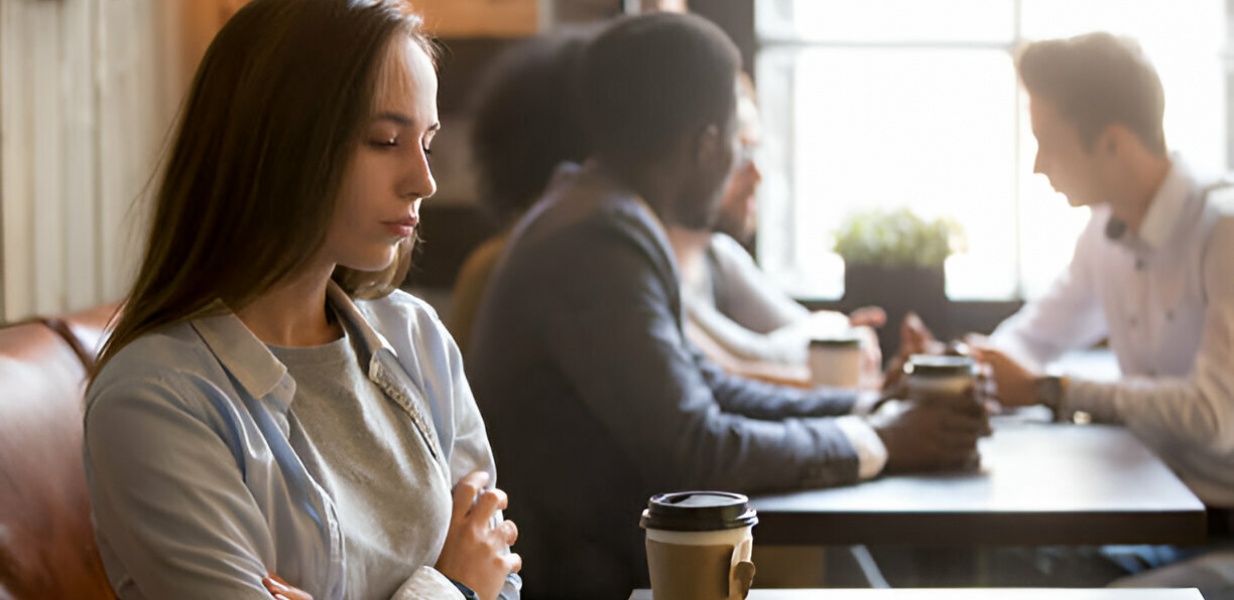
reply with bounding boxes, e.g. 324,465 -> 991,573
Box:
1098,123 -> 1136,157
694,123 -> 723,168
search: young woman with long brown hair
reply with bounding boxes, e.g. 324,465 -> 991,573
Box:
84,1 -> 520,598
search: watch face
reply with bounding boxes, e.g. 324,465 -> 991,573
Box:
1036,376 -> 1063,409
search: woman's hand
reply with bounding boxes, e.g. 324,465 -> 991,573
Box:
435,471 -> 522,600
263,573 -> 312,600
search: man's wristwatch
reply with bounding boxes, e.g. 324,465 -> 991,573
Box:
1035,375 -> 1065,420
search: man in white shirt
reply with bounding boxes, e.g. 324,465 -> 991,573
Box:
976,31 -> 1234,597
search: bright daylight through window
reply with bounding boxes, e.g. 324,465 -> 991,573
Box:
754,0 -> 1227,301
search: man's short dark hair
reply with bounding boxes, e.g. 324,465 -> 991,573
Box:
579,12 -> 741,169
1017,31 -> 1166,156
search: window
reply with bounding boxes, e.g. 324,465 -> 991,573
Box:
754,0 -> 1227,301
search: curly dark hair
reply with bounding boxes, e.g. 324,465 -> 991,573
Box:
469,28 -> 596,225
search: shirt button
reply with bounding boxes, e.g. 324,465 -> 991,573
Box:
1166,310 -> 1175,321
1129,316 -> 1138,328
1135,258 -> 1146,270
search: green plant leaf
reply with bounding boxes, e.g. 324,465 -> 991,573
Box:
832,207 -> 966,268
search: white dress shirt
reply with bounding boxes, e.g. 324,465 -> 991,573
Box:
991,157 -> 1234,507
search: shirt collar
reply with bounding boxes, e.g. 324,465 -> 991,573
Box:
190,280 -> 394,400
1135,153 -> 1195,251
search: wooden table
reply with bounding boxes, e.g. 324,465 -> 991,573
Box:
630,589 -> 1204,599
749,419 -> 1207,546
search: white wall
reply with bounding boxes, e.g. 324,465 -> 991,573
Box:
1,0 -> 180,322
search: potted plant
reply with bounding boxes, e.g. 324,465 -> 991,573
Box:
833,207 -> 965,353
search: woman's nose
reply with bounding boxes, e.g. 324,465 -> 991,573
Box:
400,150 -> 436,200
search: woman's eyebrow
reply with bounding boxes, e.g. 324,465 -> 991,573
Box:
374,112 -> 414,127
373,113 -> 442,133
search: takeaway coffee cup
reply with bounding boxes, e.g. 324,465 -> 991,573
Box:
904,354 -> 985,466
640,491 -> 758,600
903,354 -> 975,400
808,335 -> 862,388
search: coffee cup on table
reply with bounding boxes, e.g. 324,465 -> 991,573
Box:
807,335 -> 862,388
903,353 -> 975,400
640,491 -> 758,600
904,354 -> 986,466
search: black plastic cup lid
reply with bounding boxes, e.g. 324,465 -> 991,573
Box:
904,354 -> 974,377
809,336 -> 860,347
639,491 -> 758,532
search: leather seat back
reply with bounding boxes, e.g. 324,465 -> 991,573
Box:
0,317 -> 116,599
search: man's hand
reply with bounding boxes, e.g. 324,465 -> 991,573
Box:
264,573 -> 312,600
870,388 -> 988,473
971,346 -> 1038,408
435,471 -> 521,600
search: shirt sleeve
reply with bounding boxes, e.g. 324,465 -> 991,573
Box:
391,567 -> 466,599
707,233 -> 811,334
84,373 -> 277,600
1061,216 -> 1234,485
834,416 -> 889,480
419,311 -> 522,600
683,294 -> 809,365
990,210 -> 1110,369
540,217 -> 861,495
695,354 -> 867,419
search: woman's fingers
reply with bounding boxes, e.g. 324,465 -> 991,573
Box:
451,471 -> 492,520
499,518 -> 519,546
264,573 -> 313,600
472,486 -> 509,521
505,551 -> 524,574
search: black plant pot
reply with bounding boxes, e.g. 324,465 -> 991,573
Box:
841,264 -> 948,362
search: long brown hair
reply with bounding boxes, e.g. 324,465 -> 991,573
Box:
95,0 -> 433,376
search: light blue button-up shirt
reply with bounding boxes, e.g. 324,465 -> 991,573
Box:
84,283 -> 519,599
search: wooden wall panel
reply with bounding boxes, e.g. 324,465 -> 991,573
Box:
1,0 -> 174,322
416,0 -> 539,37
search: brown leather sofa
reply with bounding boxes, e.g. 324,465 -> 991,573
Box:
0,304 -> 119,599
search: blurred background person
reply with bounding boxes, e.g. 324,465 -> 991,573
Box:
975,31 -> 1234,598
665,72 -> 890,388
449,28 -> 594,357
468,13 -> 987,599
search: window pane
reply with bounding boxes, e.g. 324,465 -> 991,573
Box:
757,0 -> 1014,44
756,47 -> 1018,300
1015,103 -> 1091,301
754,0 -> 1228,303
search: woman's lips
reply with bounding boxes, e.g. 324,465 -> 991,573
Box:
385,217 -> 418,238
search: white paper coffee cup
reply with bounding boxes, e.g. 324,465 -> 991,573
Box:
808,336 -> 862,388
